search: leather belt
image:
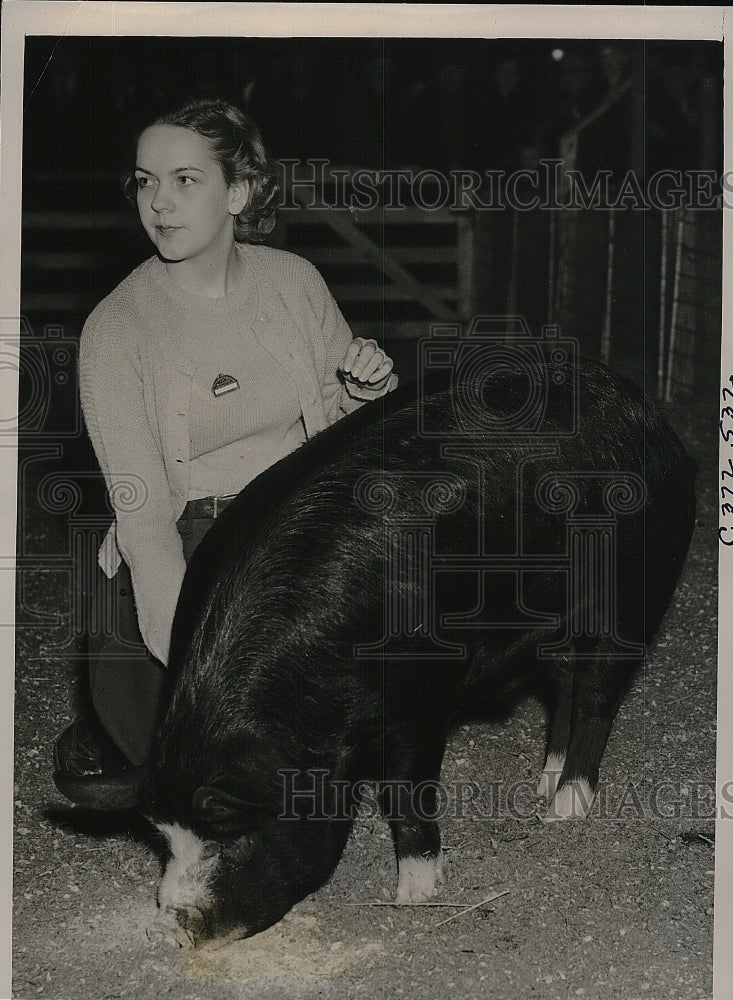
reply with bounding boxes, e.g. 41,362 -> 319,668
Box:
184,494 -> 238,519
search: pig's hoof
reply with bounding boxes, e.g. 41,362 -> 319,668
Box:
396,852 -> 444,904
536,753 -> 566,801
543,778 -> 595,822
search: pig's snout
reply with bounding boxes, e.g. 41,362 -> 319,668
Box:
146,905 -> 205,949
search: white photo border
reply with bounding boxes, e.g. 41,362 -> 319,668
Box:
0,4 -> 728,998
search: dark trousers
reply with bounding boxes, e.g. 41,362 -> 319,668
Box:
86,512 -> 215,766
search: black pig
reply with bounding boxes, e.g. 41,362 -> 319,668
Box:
56,355 -> 696,948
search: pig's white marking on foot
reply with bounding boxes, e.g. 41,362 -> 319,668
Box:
395,853 -> 444,904
156,823 -> 217,913
544,778 -> 595,821
536,753 -> 566,801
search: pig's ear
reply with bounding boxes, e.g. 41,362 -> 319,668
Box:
192,785 -> 271,827
54,767 -> 146,812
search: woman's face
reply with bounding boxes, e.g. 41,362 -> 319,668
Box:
134,125 -> 247,264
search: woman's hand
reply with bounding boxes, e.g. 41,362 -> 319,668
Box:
340,338 -> 394,391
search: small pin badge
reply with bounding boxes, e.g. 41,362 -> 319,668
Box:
212,373 -> 240,397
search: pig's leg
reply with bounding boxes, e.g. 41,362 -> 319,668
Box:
381,731 -> 447,904
537,663 -> 573,803
545,656 -> 636,821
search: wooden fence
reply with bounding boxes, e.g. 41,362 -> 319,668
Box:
20,170 -> 721,401
272,167 -> 475,339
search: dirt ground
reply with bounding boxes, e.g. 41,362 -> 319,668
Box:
12,392 -> 718,1000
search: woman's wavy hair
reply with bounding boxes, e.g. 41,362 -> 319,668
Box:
121,99 -> 281,242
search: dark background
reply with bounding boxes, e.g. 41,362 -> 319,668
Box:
21,36 -> 722,173
20,35 -> 723,394
17,35 -> 723,475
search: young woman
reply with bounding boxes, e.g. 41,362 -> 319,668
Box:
53,99 -> 397,793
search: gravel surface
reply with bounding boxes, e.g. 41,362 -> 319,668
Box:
12,391 -> 717,1000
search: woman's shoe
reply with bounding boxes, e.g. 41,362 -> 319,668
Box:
53,714 -> 132,778
53,714 -> 144,809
